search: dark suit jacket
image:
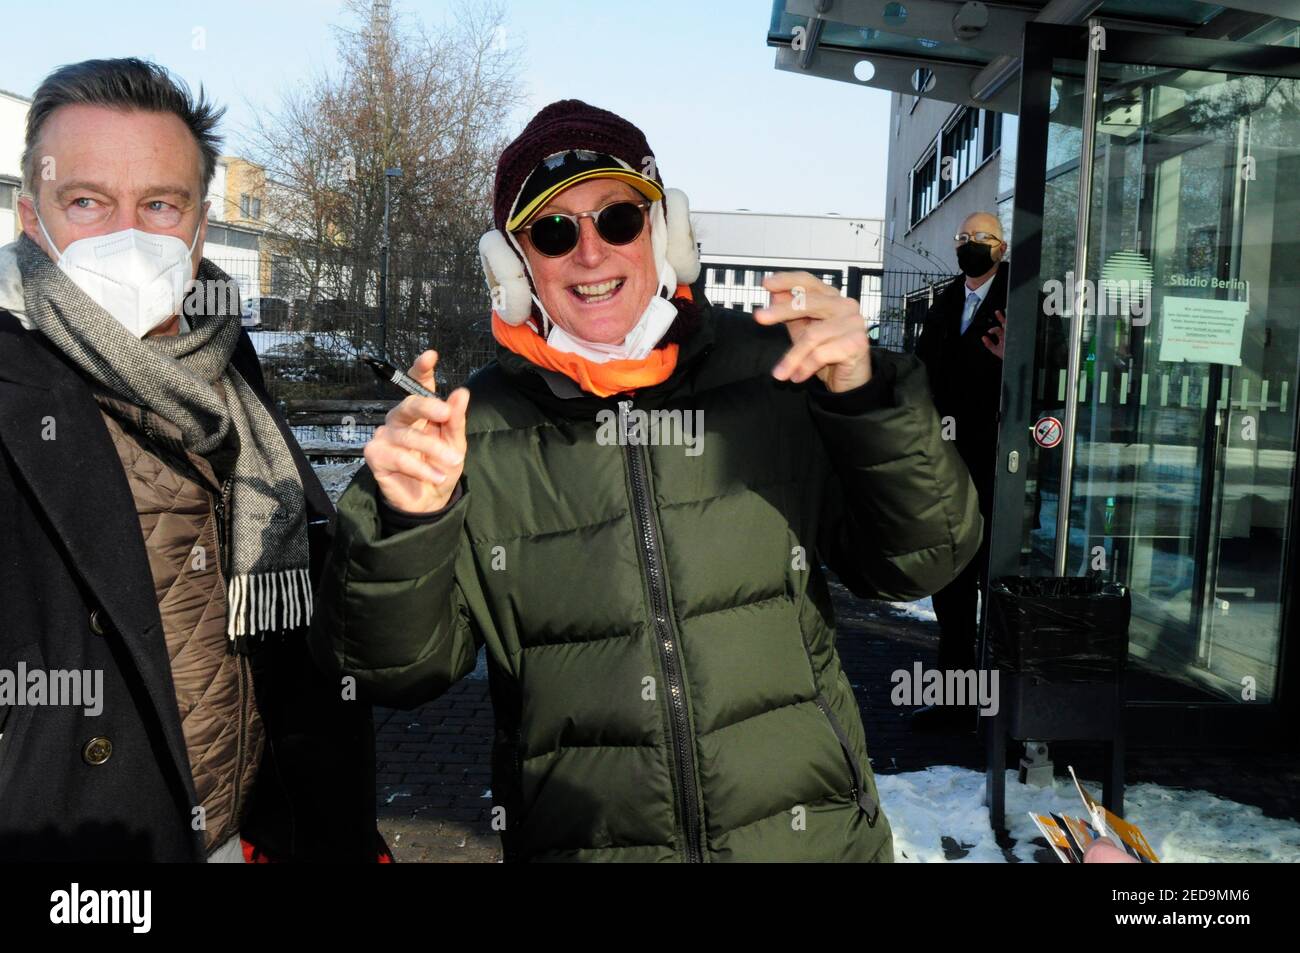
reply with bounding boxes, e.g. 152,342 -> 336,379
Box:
914,260 -> 1008,512
0,310 -> 383,861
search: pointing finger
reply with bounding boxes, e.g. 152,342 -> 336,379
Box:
409,350 -> 439,391
443,387 -> 470,449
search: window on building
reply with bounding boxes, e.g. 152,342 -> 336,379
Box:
251,198 -> 262,220
0,181 -> 16,211
239,194 -> 250,218
998,113 -> 1019,198
911,107 -> 1007,228
983,109 -> 1003,163
938,108 -> 979,202
910,149 -> 938,228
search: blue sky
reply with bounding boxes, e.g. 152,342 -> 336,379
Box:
0,0 -> 890,216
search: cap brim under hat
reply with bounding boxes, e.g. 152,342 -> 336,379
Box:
507,168 -> 664,232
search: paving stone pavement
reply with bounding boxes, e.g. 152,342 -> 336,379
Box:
374,679 -> 502,862
375,581 -> 1300,862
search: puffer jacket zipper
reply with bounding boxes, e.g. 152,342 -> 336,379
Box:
619,399 -> 703,863
815,692 -> 879,825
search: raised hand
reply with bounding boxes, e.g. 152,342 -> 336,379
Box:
364,350 -> 469,513
754,270 -> 872,393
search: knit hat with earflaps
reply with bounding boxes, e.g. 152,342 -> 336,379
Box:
479,99 -> 701,329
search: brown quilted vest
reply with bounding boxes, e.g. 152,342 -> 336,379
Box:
93,387 -> 264,854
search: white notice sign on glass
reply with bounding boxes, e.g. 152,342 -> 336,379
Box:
1158,295 -> 1248,366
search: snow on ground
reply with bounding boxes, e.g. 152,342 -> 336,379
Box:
310,461 -> 1299,854
312,459 -> 365,501
885,597 -> 937,624
879,765 -> 1300,863
248,329 -> 361,359
293,424 -> 373,457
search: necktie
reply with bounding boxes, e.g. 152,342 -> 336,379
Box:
960,291 -> 980,335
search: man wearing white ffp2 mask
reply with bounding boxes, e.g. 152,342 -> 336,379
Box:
34,214 -> 201,338
1,57 -> 389,864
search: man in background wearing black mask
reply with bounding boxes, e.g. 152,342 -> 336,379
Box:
912,211 -> 1008,732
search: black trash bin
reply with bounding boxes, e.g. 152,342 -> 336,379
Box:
988,575 -> 1131,682
982,575 -> 1131,831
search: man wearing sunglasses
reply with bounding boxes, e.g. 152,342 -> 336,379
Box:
911,212 -> 1009,733
313,99 -> 982,862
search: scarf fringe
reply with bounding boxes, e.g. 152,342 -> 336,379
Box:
226,568 -> 314,647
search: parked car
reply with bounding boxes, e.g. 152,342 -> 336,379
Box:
241,296 -> 291,330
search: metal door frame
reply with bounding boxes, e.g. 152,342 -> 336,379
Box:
988,22 -> 1300,746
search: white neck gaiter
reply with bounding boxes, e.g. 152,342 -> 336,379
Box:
544,259 -> 679,363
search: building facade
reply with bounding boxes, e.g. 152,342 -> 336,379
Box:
769,2 -> 1300,749
0,89 -> 29,244
204,155 -> 273,309
689,208 -> 937,349
884,92 -> 1018,276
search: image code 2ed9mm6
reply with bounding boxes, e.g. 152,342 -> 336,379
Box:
1114,890 -> 1251,904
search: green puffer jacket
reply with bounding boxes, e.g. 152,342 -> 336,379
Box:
312,296 -> 982,862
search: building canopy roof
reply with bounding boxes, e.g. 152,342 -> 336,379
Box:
768,0 -> 1300,113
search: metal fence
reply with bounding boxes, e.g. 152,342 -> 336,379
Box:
209,256 -> 494,399
211,255 -> 956,417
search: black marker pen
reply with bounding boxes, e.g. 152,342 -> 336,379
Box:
361,355 -> 436,398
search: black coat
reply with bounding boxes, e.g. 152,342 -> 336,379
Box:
914,261 -> 1008,512
0,310 -> 382,861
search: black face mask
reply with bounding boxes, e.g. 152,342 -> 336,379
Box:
956,241 -> 997,278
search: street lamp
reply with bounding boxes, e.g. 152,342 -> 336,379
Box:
380,165 -> 402,357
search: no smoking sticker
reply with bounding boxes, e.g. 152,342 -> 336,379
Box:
1034,416 -> 1063,449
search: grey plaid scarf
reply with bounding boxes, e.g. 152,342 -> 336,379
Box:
16,234 -> 312,649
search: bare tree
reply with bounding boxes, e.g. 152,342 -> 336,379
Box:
247,0 -> 521,386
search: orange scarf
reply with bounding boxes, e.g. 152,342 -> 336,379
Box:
492,284 -> 692,398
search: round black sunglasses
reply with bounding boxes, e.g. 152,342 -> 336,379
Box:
519,200 -> 650,257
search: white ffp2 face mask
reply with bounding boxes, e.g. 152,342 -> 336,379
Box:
36,214 -> 201,337
546,294 -> 678,363
544,260 -> 680,363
